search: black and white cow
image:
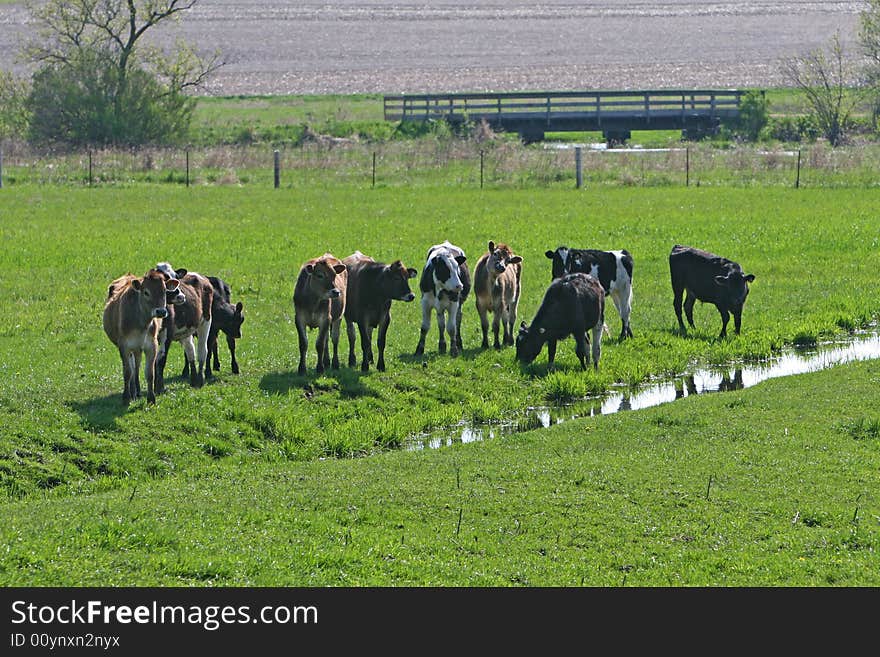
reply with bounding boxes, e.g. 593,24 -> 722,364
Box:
414,240 -> 471,357
669,244 -> 755,338
545,246 -> 634,340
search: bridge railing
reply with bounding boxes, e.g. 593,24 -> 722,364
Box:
384,90 -> 742,122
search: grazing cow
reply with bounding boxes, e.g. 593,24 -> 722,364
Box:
474,240 -> 523,349
545,246 -> 634,340
516,272 -> 605,370
343,250 -> 417,372
103,269 -> 176,404
415,240 -> 471,357
293,253 -> 348,375
669,244 -> 755,338
181,276 -> 244,379
154,268 -> 214,388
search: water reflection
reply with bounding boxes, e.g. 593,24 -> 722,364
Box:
407,331 -> 880,451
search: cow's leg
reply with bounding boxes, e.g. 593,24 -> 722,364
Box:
718,307 -> 730,338
205,327 -> 218,379
477,300 -> 490,349
684,290 -> 697,330
330,317 -> 341,370
315,321 -> 329,375
346,320 -> 358,368
448,301 -> 461,357
120,348 -> 134,403
143,343 -> 157,404
573,331 -> 589,370
155,333 -> 169,395
132,349 -> 143,400
506,294 -> 519,346
415,294 -> 431,356
591,322 -> 603,370
455,300 -> 464,352
672,284 -> 686,334
227,333 -> 239,374
196,318 -> 210,386
492,301 -> 502,349
296,314 -> 309,375
547,339 -> 557,371
612,286 -> 633,341
358,322 -> 373,372
182,335 -> 198,387
436,305 -> 448,355
376,314 -> 391,372
732,306 -> 743,335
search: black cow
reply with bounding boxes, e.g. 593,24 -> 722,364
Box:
545,246 -> 634,340
669,244 -> 755,338
516,272 -> 605,370
343,251 -> 417,372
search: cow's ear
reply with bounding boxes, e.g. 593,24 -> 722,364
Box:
165,279 -> 180,290
455,255 -> 466,265
545,250 -> 554,259
175,268 -> 188,278
488,240 -> 495,252
508,255 -> 523,264
333,264 -> 346,275
132,279 -> 142,291
305,264 -> 315,274
744,274 -> 755,283
520,321 -> 527,330
235,301 -> 243,314
714,275 -> 729,286
407,268 -> 418,278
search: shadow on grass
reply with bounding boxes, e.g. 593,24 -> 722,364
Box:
397,345 -> 501,365
259,367 -> 379,398
67,393 -> 132,432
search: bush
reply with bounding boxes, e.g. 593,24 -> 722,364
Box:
731,90 -> 769,141
0,71 -> 30,140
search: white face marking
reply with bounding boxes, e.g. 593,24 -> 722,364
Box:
589,264 -> 600,279
557,248 -> 569,271
156,262 -> 177,279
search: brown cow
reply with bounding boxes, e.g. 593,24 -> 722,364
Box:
474,240 -> 523,349
294,253 -> 348,375
343,251 -> 417,372
103,269 -> 177,404
155,269 -> 214,389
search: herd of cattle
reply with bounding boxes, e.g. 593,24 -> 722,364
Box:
101,243 -> 755,404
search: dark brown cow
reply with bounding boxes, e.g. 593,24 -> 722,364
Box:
294,253 -> 348,375
474,240 -> 523,349
103,269 -> 176,404
181,276 -> 245,379
343,251 -> 417,372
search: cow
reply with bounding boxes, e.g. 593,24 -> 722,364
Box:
414,240 -> 470,357
545,246 -> 634,340
154,267 -> 214,389
669,244 -> 756,338
473,240 -> 522,349
103,269 -> 176,404
343,250 -> 417,372
180,276 -> 244,379
516,272 -> 605,371
293,253 -> 348,375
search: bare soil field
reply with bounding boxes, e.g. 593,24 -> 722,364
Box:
0,1 -> 864,95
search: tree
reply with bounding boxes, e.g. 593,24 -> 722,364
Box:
0,72 -> 30,140
780,31 -> 864,146
858,0 -> 880,127
24,0 -> 221,146
731,90 -> 769,142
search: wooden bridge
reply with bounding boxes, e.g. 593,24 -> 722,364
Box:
383,89 -> 743,144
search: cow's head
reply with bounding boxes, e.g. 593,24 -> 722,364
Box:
132,269 -> 170,319
226,301 -> 245,338
545,246 -> 570,279
156,269 -> 185,306
488,240 -> 522,274
384,260 -> 418,301
714,270 -> 755,307
306,257 -> 347,300
430,249 -> 467,294
515,320 -> 546,365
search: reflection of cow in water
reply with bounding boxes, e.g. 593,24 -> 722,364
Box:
674,369 -> 744,399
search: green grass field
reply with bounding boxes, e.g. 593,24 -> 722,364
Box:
1,184 -> 878,585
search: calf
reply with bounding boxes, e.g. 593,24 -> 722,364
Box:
103,269 -> 176,404
343,250 -> 417,372
669,244 -> 755,338
474,240 -> 523,349
293,253 -> 347,375
415,240 -> 470,357
516,272 -> 605,370
155,269 -> 214,388
545,246 -> 634,340
182,276 -> 245,379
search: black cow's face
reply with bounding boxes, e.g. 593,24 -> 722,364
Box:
715,271 -> 755,308
230,302 -> 244,338
545,247 -> 569,279
515,321 -> 545,364
384,261 -> 418,301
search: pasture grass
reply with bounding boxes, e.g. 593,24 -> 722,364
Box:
1,358 -> 878,585
0,185 -> 879,506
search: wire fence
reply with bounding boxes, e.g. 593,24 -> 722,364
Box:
1,138 -> 879,190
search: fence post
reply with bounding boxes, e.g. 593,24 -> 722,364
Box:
372,151 -> 376,188
480,149 -> 484,188
185,148 -> 190,187
88,150 -> 93,186
0,145 -> 3,189
273,149 -> 280,188
575,146 -> 583,189
685,147 -> 689,187
795,149 -> 801,188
